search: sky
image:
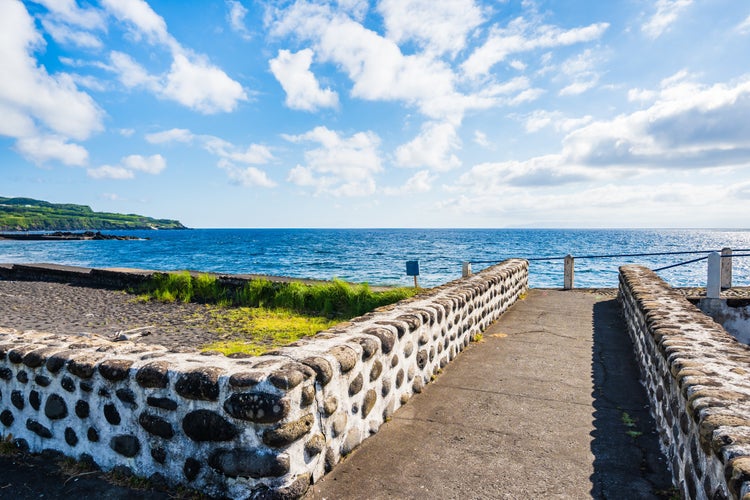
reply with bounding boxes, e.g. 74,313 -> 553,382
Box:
2,0 -> 750,229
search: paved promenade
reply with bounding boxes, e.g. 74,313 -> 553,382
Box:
306,289 -> 674,499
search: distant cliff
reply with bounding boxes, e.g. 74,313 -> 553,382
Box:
0,197 -> 187,231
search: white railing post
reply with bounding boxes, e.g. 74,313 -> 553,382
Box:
707,252 -> 721,299
462,262 -> 472,278
564,254 -> 574,290
721,247 -> 732,289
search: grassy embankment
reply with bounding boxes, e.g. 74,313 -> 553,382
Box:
137,272 -> 419,355
0,196 -> 186,231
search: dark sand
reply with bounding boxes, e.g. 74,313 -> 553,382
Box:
0,280 -> 238,353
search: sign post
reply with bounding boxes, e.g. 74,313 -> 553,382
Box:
406,260 -> 420,288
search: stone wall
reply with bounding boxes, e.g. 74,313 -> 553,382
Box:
697,299 -> 750,345
0,259 -> 528,499
619,265 -> 750,500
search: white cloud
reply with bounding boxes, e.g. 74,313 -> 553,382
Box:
33,0 -> 106,30
145,128 -> 195,144
524,110 -> 593,133
284,126 -> 382,197
203,138 -> 274,165
226,0 -> 251,40
101,0 -> 246,113
220,162 -> 276,188
738,15 -> 750,35
395,121 -> 462,171
642,0 -> 693,39
40,19 -> 102,49
384,170 -> 435,196
474,130 -> 490,147
269,49 -> 339,111
377,0 -> 484,56
122,154 -> 166,174
557,49 -> 601,96
15,135 -> 88,166
87,165 -> 135,180
509,59 -> 527,71
462,17 -> 609,78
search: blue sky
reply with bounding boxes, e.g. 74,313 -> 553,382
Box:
2,0 -> 750,228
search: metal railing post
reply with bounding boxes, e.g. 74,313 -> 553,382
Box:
721,247 -> 732,289
462,262 -> 472,278
564,254 -> 574,289
707,252 -> 721,299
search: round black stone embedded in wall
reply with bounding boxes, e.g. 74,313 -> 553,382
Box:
87,427 -> 99,442
104,403 -> 121,425
139,413 -> 174,439
34,375 -> 51,387
11,390 -> 24,410
79,381 -> 93,393
0,368 -> 12,380
110,435 -> 141,458
0,410 -> 14,427
60,376 -> 75,393
151,447 -> 167,464
16,371 -> 28,384
26,419 -> 52,439
183,458 -> 201,481
44,394 -> 68,420
147,396 -> 178,411
65,427 -> 78,446
29,390 -> 41,411
182,410 -> 238,442
116,388 -> 137,407
75,400 -> 90,419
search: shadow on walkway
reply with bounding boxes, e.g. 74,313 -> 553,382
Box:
590,299 -> 676,499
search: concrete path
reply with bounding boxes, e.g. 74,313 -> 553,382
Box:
305,289 -> 674,499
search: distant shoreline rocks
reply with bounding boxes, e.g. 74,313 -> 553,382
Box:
0,231 -> 147,241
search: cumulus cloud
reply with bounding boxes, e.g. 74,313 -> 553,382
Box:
269,49 -> 339,111
284,126 -> 382,197
395,121 -> 462,171
226,0 -> 251,40
474,130 -> 490,147
462,17 -> 609,78
145,128 -> 275,187
384,170 -> 435,196
524,110 -> 593,133
15,135 -> 89,166
738,15 -> 750,34
101,0 -> 247,113
642,0 -> 693,39
0,1 -> 102,165
87,154 -> 166,180
377,0 -> 484,56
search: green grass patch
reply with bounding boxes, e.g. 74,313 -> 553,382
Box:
136,273 -> 420,356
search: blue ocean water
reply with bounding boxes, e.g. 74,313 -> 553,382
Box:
1,228 -> 749,288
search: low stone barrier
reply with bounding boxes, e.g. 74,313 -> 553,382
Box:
619,265 -> 750,500
0,259 -> 528,498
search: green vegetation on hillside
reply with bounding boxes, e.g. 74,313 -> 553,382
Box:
0,196 -> 186,231
136,272 -> 420,355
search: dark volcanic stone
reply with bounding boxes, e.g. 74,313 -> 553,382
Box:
26,419 -> 52,438
45,351 -> 71,373
223,392 -> 289,423
135,361 -> 170,389
16,370 -> 28,384
301,356 -> 333,386
183,458 -> 201,482
369,360 -> 383,382
116,388 -> 137,408
87,427 -> 99,442
0,367 -> 12,380
65,427 -> 78,446
139,412 -> 175,439
60,376 -> 75,392
354,336 -> 380,361
34,375 -> 51,387
363,327 -> 396,354
300,385 -> 316,408
151,447 -> 167,464
251,473 -> 311,499
104,403 -> 121,425
208,448 -> 289,478
175,367 -> 223,401
147,396 -> 178,411
75,400 -> 90,419
110,435 -> 141,457
22,349 -> 51,368
182,410 -> 238,442
348,373 -> 363,396
0,410 -> 14,427
11,390 -> 24,410
269,365 -> 311,390
44,394 -> 68,420
328,346 -> 358,373
362,389 -> 377,418
29,390 -> 41,411
262,413 -> 315,447
228,371 -> 264,388
67,355 -> 100,379
416,349 -> 428,369
98,359 -> 134,381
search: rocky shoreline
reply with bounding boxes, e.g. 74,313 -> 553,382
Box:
0,231 -> 145,241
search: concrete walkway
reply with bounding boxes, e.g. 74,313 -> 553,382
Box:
305,289 -> 674,499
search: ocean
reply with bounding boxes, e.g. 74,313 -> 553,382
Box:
1,228 -> 749,288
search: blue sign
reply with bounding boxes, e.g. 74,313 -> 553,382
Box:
406,260 -> 419,276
